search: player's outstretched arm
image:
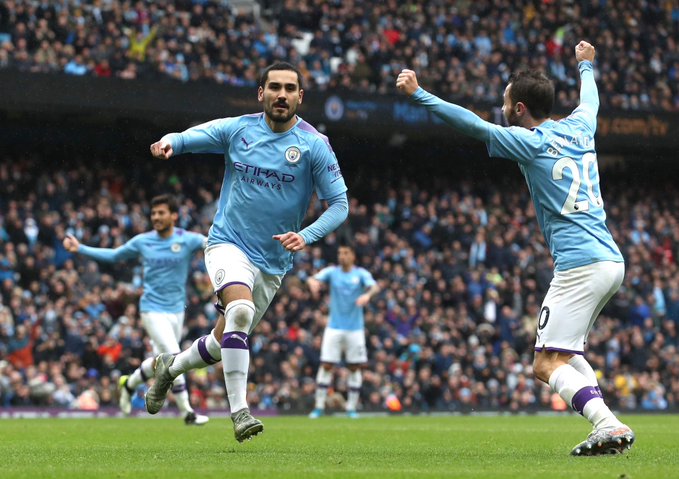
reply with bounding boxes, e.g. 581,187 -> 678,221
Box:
150,119 -> 237,160
575,41 -> 599,113
396,69 -> 492,142
64,235 -> 139,263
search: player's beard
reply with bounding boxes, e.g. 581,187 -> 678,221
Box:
504,109 -> 520,127
265,101 -> 296,124
153,221 -> 172,236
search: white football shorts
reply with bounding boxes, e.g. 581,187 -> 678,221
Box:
140,311 -> 184,355
320,327 -> 368,364
205,243 -> 283,332
535,261 -> 624,355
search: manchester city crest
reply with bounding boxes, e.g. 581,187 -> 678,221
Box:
215,269 -> 225,286
171,243 -> 181,253
285,146 -> 301,164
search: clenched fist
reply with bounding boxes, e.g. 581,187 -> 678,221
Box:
575,41 -> 595,63
150,140 -> 174,160
396,69 -> 420,96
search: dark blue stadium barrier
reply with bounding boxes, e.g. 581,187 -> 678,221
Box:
0,71 -> 675,153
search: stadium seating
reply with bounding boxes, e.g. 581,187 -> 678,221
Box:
0,149 -> 677,413
0,1 -> 677,111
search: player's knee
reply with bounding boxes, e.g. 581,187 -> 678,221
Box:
224,299 -> 256,332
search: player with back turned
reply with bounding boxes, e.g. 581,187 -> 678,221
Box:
397,41 -> 634,456
145,62 -> 349,442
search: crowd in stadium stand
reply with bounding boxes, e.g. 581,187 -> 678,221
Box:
0,150 -> 677,415
1,1 -> 679,111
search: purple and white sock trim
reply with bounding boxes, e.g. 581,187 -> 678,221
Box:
221,331 -> 249,350
197,335 -> 220,365
171,383 -> 187,394
571,386 -> 603,415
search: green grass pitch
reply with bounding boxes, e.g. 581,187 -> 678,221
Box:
1,414 -> 678,478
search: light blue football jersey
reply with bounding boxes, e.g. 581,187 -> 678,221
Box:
167,113 -> 348,275
78,229 -> 206,313
411,61 -> 623,271
315,265 -> 376,331
485,110 -> 623,271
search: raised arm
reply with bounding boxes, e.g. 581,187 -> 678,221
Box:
396,69 -> 493,142
575,41 -> 599,114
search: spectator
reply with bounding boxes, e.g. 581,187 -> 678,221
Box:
0,1 -> 677,111
0,146 -> 678,414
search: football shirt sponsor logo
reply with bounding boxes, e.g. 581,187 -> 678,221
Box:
233,162 -> 295,182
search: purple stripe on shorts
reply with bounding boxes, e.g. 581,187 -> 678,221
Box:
197,336 -> 220,365
534,346 -> 584,355
172,383 -> 187,394
349,387 -> 361,392
571,386 -> 601,414
221,331 -> 249,350
215,281 -> 251,294
317,383 -> 330,389
213,301 -> 225,315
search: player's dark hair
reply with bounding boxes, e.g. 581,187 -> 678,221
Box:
338,241 -> 355,251
151,194 -> 178,213
508,70 -> 554,119
259,62 -> 303,90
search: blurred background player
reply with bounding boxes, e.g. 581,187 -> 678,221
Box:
308,245 -> 380,419
397,41 -> 634,456
145,62 -> 349,442
63,194 -> 208,426
307,243 -> 379,419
